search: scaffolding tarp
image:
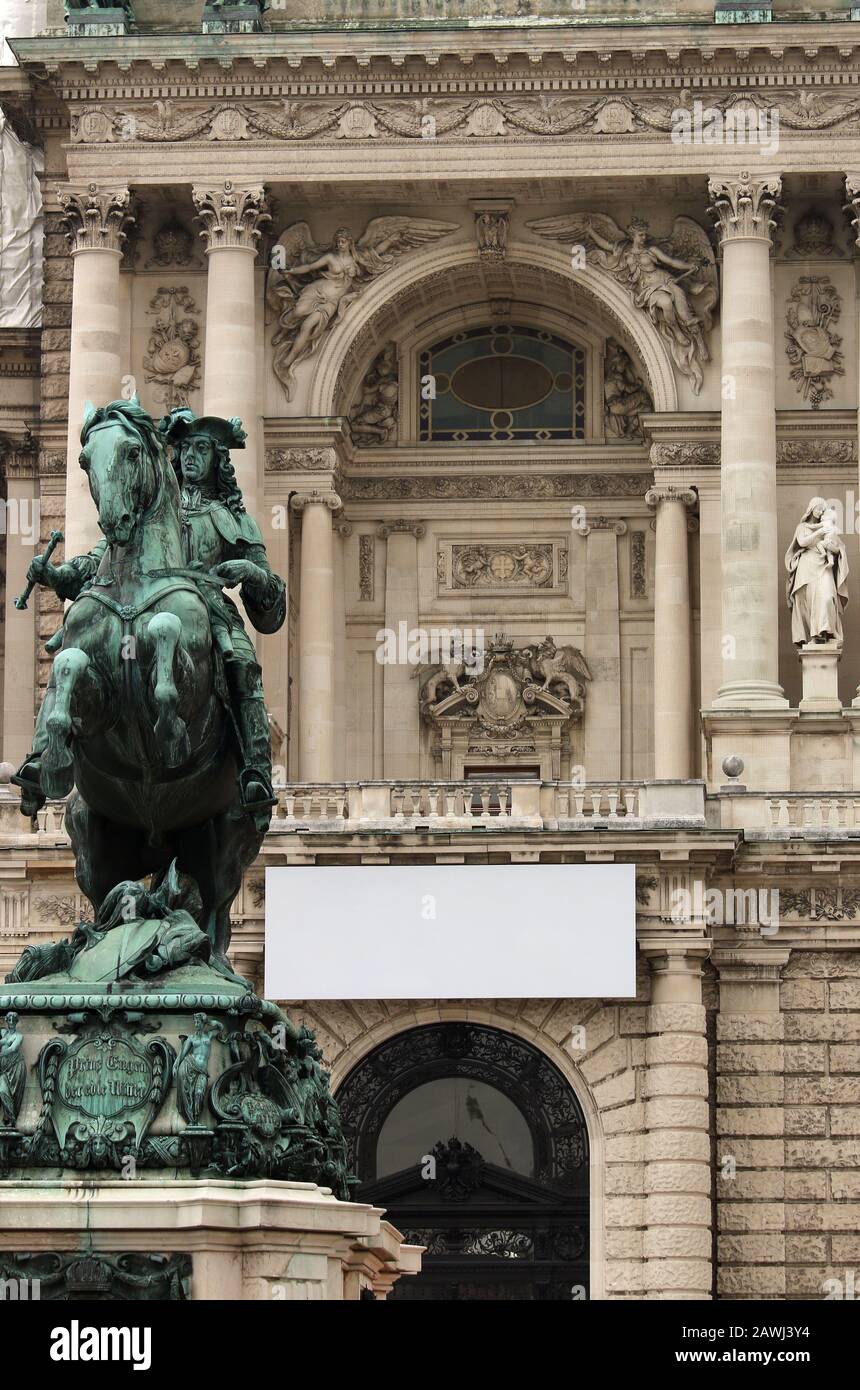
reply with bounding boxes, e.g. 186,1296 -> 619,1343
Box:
0,109 -> 43,327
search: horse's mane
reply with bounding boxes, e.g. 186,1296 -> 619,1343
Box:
80,398 -> 168,468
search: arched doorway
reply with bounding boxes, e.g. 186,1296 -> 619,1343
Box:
336,1023 -> 589,1301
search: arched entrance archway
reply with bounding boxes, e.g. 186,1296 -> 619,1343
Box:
336,1022 -> 590,1301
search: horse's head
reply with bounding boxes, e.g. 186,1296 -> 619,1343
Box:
79,397 -> 176,547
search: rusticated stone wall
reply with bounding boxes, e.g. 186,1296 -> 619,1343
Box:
290,956 -> 714,1302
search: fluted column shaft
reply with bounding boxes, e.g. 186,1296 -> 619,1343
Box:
193,181 -> 270,524
60,183 -> 133,556
379,522 -> 424,778
647,486 -> 695,779
708,173 -> 786,709
292,491 -> 340,782
2,444 -> 38,765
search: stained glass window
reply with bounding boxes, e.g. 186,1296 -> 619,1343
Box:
419,324 -> 586,442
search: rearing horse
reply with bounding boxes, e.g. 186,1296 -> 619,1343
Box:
40,398 -> 263,966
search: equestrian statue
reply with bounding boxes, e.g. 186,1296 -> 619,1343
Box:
12,400 -> 283,969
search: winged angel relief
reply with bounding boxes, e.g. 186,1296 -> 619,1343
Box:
266,218 -> 457,399
527,214 -> 718,395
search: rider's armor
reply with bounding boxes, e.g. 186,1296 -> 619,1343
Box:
14,422 -> 285,834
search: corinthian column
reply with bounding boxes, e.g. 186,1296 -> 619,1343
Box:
291,490 -> 341,782
59,182 -> 134,556
708,173 -> 787,709
193,181 -> 270,522
646,484 -> 696,779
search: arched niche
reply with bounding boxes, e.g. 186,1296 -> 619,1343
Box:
336,1021 -> 591,1301
306,238 -> 678,422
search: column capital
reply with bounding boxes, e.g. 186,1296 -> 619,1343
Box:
58,182 -> 134,254
290,489 -> 342,514
575,516 -> 627,538
707,171 -> 782,246
192,181 -> 271,252
843,174 -> 860,246
376,520 -> 426,540
646,484 -> 697,509
334,519 -> 353,539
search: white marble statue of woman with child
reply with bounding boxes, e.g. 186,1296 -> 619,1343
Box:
785,497 -> 850,647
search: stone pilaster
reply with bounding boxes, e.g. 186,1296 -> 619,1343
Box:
646,483 -> 696,779
334,518 -> 353,778
579,518 -> 625,780
193,181 -> 270,524
640,866 -> 712,1301
707,173 -> 786,710
640,939 -> 713,1301
712,940 -> 791,1300
291,489 -> 341,782
59,182 -> 134,557
378,521 -> 425,779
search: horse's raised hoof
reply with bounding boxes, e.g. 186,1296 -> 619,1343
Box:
42,647 -> 89,799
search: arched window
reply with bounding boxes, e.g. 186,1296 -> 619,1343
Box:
337,1023 -> 589,1301
419,325 -> 586,442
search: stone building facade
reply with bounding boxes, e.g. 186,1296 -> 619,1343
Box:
2,0 -> 860,1300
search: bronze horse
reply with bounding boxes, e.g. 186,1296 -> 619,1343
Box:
37,399 -> 262,966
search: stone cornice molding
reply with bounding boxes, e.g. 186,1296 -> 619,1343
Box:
15,23 -> 860,89
290,489 -> 342,514
58,181 -> 134,254
649,441 -> 719,469
192,181 -> 271,253
708,171 -> 782,247
61,91 -> 860,152
376,521 -> 426,540
343,472 -> 653,501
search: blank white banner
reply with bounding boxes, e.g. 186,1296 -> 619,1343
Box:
265,863 -> 636,1000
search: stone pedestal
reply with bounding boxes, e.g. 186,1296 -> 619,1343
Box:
0,1180 -> 421,1301
799,641 -> 842,713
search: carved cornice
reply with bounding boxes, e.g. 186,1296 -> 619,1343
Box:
58,182 -> 134,254
708,172 -> 782,246
290,489 -> 342,513
344,472 -> 652,501
777,439 -> 856,466
650,441 -> 719,469
192,181 -> 271,252
63,90 -> 860,148
377,521 -> 426,540
265,446 -> 335,472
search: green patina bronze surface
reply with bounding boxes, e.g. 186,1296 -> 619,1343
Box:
2,399 -> 353,1199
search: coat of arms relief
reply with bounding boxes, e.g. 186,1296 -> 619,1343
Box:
417,634 -> 591,779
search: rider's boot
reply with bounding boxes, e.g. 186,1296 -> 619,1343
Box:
10,685 -> 55,817
225,659 -> 277,834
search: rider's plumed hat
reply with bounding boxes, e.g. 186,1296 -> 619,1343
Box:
159,409 -> 246,451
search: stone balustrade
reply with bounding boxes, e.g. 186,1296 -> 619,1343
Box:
713,790 -> 860,835
269,779 -> 707,829
18,780 -> 860,839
